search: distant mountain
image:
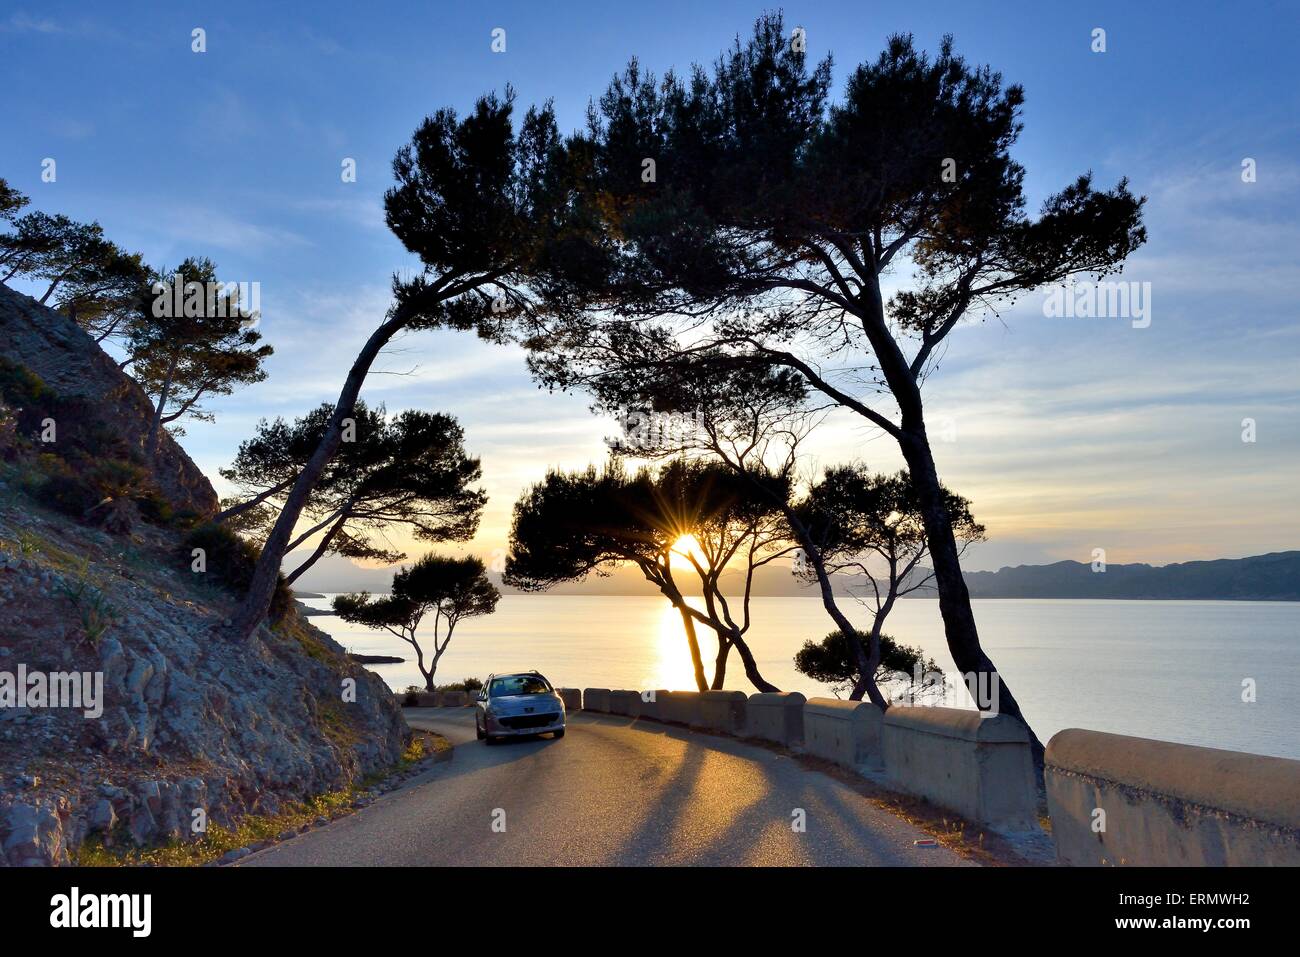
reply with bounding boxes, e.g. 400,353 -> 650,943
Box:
288,553 -> 405,594
291,550 -> 1300,601
961,551 -> 1300,601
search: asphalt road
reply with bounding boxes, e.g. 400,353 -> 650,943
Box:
242,709 -> 972,866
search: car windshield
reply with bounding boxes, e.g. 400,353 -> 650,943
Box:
490,675 -> 550,697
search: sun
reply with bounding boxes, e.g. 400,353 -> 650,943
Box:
670,533 -> 707,569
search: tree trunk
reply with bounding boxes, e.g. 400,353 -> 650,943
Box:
897,423 -> 1045,775
413,636 -> 433,692
677,603 -> 708,692
853,278 -> 1042,777
39,269 -> 72,304
228,311 -> 410,640
710,638 -> 730,690
729,632 -> 779,693
144,354 -> 177,460
781,503 -> 888,709
426,628 -> 452,692
850,622 -> 885,706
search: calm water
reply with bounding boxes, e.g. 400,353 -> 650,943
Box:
304,595 -> 1300,760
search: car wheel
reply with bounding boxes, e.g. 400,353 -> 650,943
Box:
475,720 -> 485,741
553,728 -> 565,738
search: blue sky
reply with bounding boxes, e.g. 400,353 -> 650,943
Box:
3,1 -> 1298,572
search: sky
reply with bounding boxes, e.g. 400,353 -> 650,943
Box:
2,0 -> 1298,574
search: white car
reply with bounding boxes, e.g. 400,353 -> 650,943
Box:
475,672 -> 566,744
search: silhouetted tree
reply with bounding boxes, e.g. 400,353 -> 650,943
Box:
220,400 -> 486,584
505,463 -> 711,691
796,467 -> 985,705
54,246 -> 152,348
517,16 -> 1146,751
0,178 -> 28,223
505,459 -> 791,692
571,349 -> 897,702
230,90 -> 573,640
655,458 -> 795,690
0,189 -> 153,349
0,212 -> 97,290
129,257 -> 272,458
795,629 -> 943,702
333,554 -> 499,692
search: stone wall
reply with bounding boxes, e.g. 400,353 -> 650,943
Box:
1046,729 -> 1300,866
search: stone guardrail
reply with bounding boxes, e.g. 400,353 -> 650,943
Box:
1045,728 -> 1300,866
803,697 -> 884,771
883,706 -> 1038,831
657,690 -> 702,726
556,688 -> 582,712
746,692 -> 806,746
582,688 -> 611,713
609,689 -> 641,717
696,690 -> 747,734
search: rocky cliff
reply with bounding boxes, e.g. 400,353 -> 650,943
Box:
0,286 -> 408,866
0,284 -> 218,518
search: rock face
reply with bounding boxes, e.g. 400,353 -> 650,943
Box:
0,284 -> 218,518
0,505 -> 408,865
0,285 -> 407,865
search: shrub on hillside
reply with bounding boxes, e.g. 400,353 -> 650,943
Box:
0,402 -> 20,460
26,454 -> 156,533
183,524 -> 292,622
33,471 -> 105,518
1,356 -> 188,530
0,356 -> 49,410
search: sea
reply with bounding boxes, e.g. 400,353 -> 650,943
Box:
300,594 -> 1300,760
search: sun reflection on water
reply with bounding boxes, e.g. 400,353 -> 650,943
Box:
649,600 -> 719,691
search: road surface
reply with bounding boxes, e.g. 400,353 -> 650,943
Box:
242,709 -> 972,866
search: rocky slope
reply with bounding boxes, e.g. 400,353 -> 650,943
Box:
0,288 -> 407,866
0,284 -> 217,518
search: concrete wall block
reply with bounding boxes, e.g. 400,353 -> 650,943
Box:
746,692 -> 806,746
696,691 -> 746,734
556,688 -> 582,712
659,691 -> 702,726
883,706 -> 1038,831
608,690 -> 642,718
1046,729 -> 1300,866
582,688 -> 611,713
804,697 -> 883,770
638,690 -> 667,722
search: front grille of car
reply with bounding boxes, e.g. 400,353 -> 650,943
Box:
500,712 -> 561,730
